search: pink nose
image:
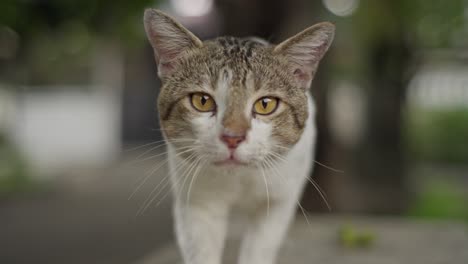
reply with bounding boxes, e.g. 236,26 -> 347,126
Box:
221,134 -> 246,149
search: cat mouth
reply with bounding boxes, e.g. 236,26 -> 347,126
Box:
213,156 -> 248,166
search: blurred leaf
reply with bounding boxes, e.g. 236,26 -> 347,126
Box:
339,224 -> 376,248
0,135 -> 33,196
352,0 -> 466,49
405,108 -> 468,163
0,0 -> 157,43
408,179 -> 468,222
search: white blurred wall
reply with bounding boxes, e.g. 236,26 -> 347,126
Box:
8,89 -> 121,178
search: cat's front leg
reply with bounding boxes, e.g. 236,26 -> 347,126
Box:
173,199 -> 229,264
237,200 -> 297,264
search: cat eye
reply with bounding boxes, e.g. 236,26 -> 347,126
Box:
190,93 -> 216,112
253,97 -> 279,115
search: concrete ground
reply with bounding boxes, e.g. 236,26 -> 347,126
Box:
0,158 -> 174,264
138,216 -> 468,264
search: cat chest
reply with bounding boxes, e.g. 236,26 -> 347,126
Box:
231,169 -> 287,207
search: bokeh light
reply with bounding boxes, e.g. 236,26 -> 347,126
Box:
322,0 -> 360,17
170,0 -> 214,17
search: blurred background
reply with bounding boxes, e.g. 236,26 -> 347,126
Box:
1,0 -> 467,263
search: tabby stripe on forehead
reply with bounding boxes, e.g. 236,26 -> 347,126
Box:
218,38 -> 227,47
245,41 -> 257,58
263,68 -> 292,92
218,39 -> 229,56
241,68 -> 249,89
246,47 -> 253,59
240,39 -> 250,46
210,67 -> 219,91
226,37 -> 235,46
244,58 -> 252,70
232,45 -> 240,54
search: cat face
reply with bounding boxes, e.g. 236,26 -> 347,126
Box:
144,9 -> 334,167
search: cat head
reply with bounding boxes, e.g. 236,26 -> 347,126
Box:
144,9 -> 334,167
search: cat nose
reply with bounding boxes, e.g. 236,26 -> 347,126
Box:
220,133 -> 246,149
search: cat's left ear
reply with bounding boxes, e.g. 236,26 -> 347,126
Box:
144,9 -> 203,78
274,22 -> 335,89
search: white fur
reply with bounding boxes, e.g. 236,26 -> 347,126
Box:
167,91 -> 316,264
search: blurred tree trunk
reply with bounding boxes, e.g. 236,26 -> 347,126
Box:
353,37 -> 411,214
121,45 -> 161,143
217,0 -> 287,41
345,0 -> 413,214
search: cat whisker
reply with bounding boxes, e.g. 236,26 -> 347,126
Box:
271,144 -> 344,173
307,176 -> 328,199
176,155 -> 203,204
267,156 -> 311,226
135,171 -> 171,214
137,151 -> 197,215
271,144 -> 289,150
150,151 -> 198,202
262,155 -> 310,226
123,139 -> 167,153
129,146 -> 197,200
123,137 -> 196,153
141,138 -> 199,153
139,149 -> 206,214
157,153 -> 207,207
185,157 -> 207,206
128,158 -> 169,200
268,150 -> 332,211
305,176 -> 331,211
296,198 -> 311,226
258,162 -> 270,217
312,160 -> 344,173
130,145 -> 194,165
124,144 -> 193,167
266,150 -> 287,164
133,142 -> 169,161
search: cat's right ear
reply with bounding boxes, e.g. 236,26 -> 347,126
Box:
144,9 -> 203,78
273,22 -> 335,89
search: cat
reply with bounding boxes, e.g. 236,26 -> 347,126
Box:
143,9 -> 334,264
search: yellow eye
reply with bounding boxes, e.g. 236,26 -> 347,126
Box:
253,97 -> 279,115
190,93 -> 216,112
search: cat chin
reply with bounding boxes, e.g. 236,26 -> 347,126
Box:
212,158 -> 249,167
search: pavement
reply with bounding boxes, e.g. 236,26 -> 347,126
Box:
137,215 -> 468,264
0,156 -> 174,264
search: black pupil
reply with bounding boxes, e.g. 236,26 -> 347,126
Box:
201,96 -> 207,105
262,99 -> 269,109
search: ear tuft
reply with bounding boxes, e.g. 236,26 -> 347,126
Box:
274,22 -> 335,89
144,9 -> 203,77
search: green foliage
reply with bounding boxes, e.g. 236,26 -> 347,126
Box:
408,179 -> 468,223
405,108 -> 468,163
339,225 -> 376,249
403,0 -> 466,48
332,0 -> 466,85
0,0 -> 158,85
0,0 -> 156,43
352,0 -> 466,48
0,133 -> 33,196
